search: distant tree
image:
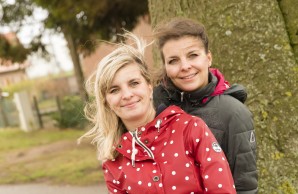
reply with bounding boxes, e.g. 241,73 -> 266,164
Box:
0,0 -> 43,63
0,0 -> 149,101
0,33 -> 29,63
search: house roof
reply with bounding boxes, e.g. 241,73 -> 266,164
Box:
0,63 -> 29,74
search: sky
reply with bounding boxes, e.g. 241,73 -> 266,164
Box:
0,1 -> 73,78
25,33 -> 74,78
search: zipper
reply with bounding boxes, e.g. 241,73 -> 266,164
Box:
181,92 -> 184,102
131,130 -> 154,159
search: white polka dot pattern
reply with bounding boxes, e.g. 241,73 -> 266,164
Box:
102,106 -> 236,194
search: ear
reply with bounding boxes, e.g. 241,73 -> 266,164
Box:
207,51 -> 212,67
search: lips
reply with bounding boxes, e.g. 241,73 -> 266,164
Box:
121,100 -> 140,107
180,73 -> 197,79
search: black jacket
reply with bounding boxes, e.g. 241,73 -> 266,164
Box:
153,69 -> 258,194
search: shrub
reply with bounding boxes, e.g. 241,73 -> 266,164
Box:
51,95 -> 87,129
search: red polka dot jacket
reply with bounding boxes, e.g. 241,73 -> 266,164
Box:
103,105 -> 236,194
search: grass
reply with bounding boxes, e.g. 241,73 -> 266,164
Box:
0,128 -> 79,152
37,98 -> 57,110
0,128 -> 104,185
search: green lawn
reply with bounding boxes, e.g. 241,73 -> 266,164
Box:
0,128 -> 104,185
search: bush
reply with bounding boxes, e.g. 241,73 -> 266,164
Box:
52,95 -> 88,129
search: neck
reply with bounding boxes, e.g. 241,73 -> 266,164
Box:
125,106 -> 156,131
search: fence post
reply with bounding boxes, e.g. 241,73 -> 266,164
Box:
0,97 -> 9,127
33,96 -> 43,129
14,91 -> 37,132
56,96 -> 63,119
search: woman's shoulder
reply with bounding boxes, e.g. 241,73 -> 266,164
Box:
207,94 -> 251,113
219,94 -> 251,114
102,155 -> 125,171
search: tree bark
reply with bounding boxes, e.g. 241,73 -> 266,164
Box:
278,0 -> 298,64
64,32 -> 88,103
148,0 -> 298,193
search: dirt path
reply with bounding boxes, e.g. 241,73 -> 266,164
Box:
0,183 -> 108,194
0,141 -> 109,193
4,140 -> 77,165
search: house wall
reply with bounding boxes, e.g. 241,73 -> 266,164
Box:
0,69 -> 28,88
82,16 -> 154,78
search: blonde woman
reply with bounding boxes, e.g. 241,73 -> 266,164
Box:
80,32 -> 236,194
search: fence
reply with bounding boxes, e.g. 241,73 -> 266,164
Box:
32,95 -> 63,129
0,95 -> 63,129
0,97 -> 19,128
0,93 -> 85,130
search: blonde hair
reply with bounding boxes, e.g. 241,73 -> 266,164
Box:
79,31 -> 152,161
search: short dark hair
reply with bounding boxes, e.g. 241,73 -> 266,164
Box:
154,17 -> 209,63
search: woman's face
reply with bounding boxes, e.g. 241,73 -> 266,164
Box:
105,62 -> 153,128
162,36 -> 212,92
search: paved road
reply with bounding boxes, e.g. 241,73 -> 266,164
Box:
0,184 -> 108,194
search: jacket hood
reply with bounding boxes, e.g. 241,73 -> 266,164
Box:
115,105 -> 185,165
223,84 -> 247,103
209,68 -> 230,97
211,68 -> 248,103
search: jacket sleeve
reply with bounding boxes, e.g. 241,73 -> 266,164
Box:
186,117 -> 236,194
224,102 -> 258,194
102,163 -> 126,194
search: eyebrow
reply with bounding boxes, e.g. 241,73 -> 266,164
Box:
166,49 -> 199,59
109,77 -> 142,88
188,49 -> 199,53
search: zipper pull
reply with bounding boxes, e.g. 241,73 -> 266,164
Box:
181,92 -> 184,102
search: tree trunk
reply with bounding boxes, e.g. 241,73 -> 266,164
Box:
64,32 -> 88,103
278,0 -> 298,64
148,0 -> 298,193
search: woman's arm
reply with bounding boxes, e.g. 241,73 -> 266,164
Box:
186,117 -> 236,194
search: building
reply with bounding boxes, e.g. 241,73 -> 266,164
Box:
0,63 -> 30,88
0,32 -> 30,88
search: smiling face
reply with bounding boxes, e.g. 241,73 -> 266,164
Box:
105,62 -> 154,130
162,36 -> 212,92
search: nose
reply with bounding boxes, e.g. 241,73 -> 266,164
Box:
181,59 -> 191,70
121,88 -> 133,99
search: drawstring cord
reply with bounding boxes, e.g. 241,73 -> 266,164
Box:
155,119 -> 162,133
131,130 -> 138,167
130,119 -> 162,167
